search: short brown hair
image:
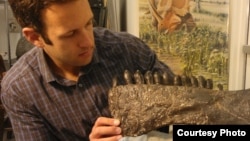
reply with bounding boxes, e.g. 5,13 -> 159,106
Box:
8,0 -> 75,44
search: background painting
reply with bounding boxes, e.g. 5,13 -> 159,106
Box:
139,0 -> 229,90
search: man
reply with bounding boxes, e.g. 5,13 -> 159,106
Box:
1,0 -> 175,140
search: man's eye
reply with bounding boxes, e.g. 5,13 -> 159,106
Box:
65,31 -> 75,37
87,20 -> 93,27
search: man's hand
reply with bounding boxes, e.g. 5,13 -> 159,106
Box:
89,117 -> 122,141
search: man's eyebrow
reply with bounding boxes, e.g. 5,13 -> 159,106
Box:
58,16 -> 94,37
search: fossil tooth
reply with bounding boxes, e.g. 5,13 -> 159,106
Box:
173,75 -> 181,86
134,70 -> 145,84
198,75 -> 206,88
153,71 -> 162,84
144,71 -> 153,84
190,76 -> 198,87
206,79 -> 213,89
124,70 -> 133,84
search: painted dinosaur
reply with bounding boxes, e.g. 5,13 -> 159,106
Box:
148,0 -> 196,33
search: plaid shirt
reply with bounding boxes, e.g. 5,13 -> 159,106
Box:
1,27 -> 174,141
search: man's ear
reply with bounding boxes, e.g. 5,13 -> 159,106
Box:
22,27 -> 44,48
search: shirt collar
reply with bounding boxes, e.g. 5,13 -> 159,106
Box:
38,48 -> 57,83
38,47 -> 100,83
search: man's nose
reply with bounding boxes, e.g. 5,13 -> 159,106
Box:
77,29 -> 93,47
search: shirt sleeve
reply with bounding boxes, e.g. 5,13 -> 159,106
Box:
1,87 -> 57,141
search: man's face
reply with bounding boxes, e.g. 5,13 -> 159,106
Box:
40,0 -> 95,68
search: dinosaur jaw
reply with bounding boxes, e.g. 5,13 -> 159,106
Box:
109,84 -> 250,136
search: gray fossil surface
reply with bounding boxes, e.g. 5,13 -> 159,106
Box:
108,70 -> 250,137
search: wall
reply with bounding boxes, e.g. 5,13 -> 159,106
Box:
0,1 -> 21,69
126,0 -> 139,37
228,0 -> 249,90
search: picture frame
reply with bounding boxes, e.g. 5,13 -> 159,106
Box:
138,0 -> 230,90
